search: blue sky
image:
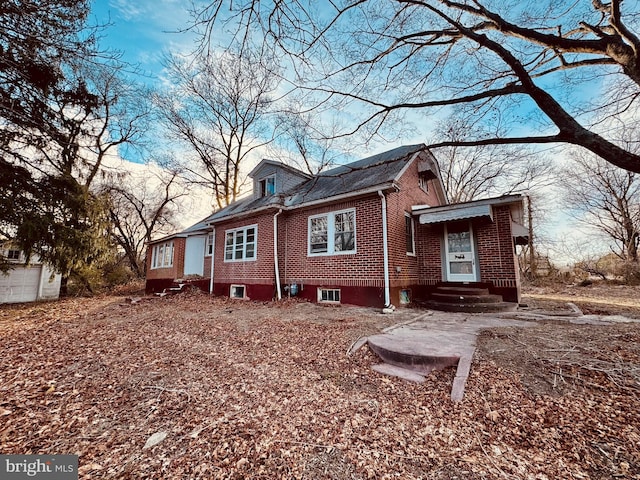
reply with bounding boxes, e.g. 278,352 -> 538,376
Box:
86,0 -> 612,261
91,0 -> 195,82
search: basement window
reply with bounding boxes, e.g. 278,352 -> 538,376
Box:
318,288 -> 341,304
230,285 -> 246,299
400,289 -> 411,305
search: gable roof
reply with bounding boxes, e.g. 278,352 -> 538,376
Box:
207,144 -> 430,224
248,159 -> 312,181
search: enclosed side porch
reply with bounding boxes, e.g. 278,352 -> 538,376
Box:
412,195 -> 528,311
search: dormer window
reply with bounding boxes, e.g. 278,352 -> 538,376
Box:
418,173 -> 429,193
260,175 -> 276,197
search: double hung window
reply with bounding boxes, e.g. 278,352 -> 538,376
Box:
308,209 -> 356,255
224,225 -> 257,261
260,176 -> 276,197
205,233 -> 214,256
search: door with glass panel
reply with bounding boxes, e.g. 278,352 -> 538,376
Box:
444,222 -> 476,282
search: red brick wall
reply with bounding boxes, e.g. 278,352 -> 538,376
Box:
145,237 -> 186,281
475,205 -> 520,302
211,213 -> 276,299
384,160 -> 442,304
416,223 -> 444,284
280,198 -> 385,289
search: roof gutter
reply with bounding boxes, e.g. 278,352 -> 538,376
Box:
378,190 -> 393,310
292,183 -> 398,211
209,227 -> 215,295
273,209 -> 283,300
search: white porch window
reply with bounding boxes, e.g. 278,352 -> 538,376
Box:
151,241 -> 174,269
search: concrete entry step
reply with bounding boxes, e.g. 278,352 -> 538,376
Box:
424,300 -> 518,313
367,334 -> 462,374
371,363 -> 426,383
431,292 -> 504,304
434,286 -> 490,296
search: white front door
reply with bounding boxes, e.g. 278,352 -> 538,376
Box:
445,222 -> 476,282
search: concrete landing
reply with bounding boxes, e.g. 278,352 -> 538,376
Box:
366,311 -> 537,402
363,305 -> 640,402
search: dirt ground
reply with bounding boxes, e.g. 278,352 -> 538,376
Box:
1,284 -> 639,479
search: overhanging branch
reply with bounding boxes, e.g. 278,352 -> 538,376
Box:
428,135 -> 564,149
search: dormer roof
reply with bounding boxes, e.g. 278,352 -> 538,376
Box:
248,159 -> 312,180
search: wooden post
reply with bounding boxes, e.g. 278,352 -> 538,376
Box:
527,195 -> 536,277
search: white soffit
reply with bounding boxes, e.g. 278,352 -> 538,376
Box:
418,204 -> 492,224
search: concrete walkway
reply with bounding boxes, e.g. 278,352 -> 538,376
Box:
357,306 -> 638,402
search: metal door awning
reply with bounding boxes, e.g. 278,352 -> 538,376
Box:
417,203 -> 492,224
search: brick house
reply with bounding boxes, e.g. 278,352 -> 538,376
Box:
145,144 -> 527,308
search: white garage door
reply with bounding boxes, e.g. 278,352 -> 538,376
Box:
0,266 -> 42,303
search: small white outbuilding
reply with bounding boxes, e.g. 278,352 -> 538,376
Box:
0,247 -> 61,304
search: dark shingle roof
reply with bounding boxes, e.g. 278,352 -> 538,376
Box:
206,143 -> 427,224
286,144 -> 425,206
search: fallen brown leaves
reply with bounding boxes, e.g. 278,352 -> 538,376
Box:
1,291 -> 639,479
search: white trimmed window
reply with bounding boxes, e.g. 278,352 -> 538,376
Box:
205,232 -> 214,256
308,209 -> 356,255
151,241 -> 174,269
6,249 -> 21,261
405,213 -> 416,255
230,285 -> 246,299
260,175 -> 276,197
224,225 -> 257,261
318,288 -> 341,303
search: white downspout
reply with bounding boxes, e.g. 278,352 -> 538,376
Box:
209,227 -> 215,295
378,190 -> 392,309
274,209 -> 283,300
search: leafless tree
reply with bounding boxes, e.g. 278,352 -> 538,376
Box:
270,107 -> 353,174
104,166 -> 188,277
432,116 -> 555,203
194,0 -> 640,173
563,150 -> 640,263
156,47 -> 280,209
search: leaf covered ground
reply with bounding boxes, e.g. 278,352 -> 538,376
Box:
1,289 -> 639,479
